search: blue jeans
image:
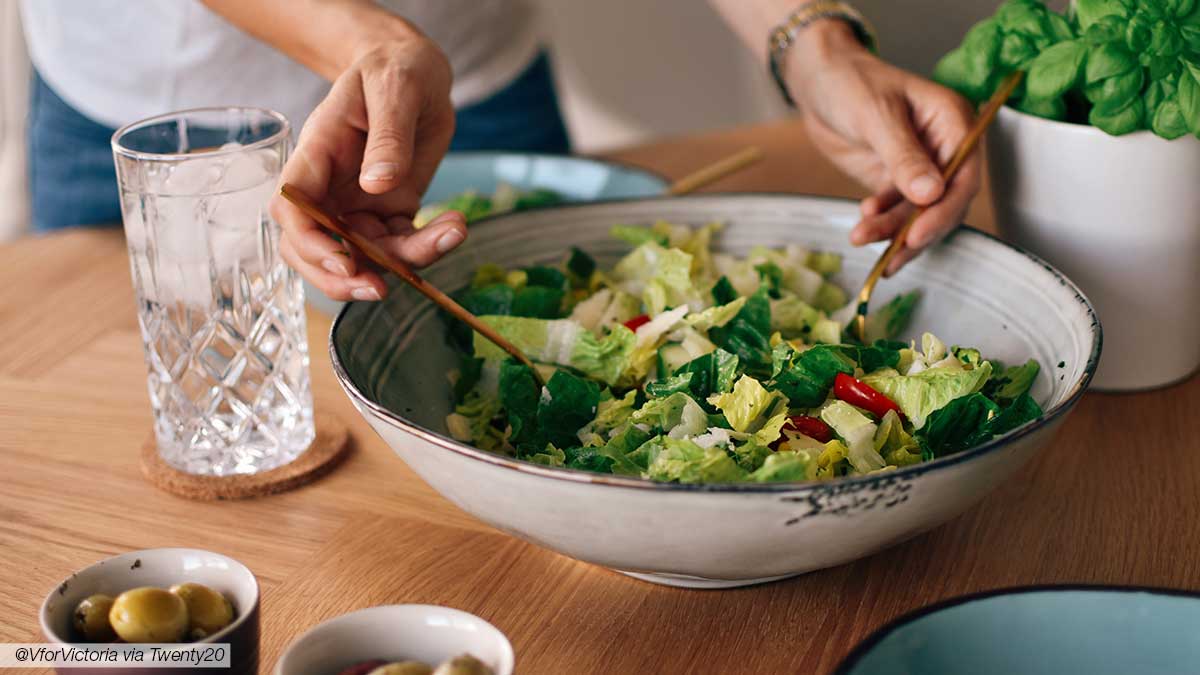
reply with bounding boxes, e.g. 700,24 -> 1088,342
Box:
28,52 -> 571,232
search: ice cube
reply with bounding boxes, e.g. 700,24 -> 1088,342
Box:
162,155 -> 226,197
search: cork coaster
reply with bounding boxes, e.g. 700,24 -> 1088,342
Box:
140,412 -> 352,500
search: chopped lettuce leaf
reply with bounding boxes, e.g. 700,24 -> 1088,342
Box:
865,291 -> 921,342
474,317 -> 635,386
751,450 -> 815,482
563,445 -> 616,473
576,389 -> 638,446
630,391 -> 706,437
873,409 -> 922,467
498,361 -> 541,448
643,247 -> 701,315
982,359 -> 1041,407
672,348 -> 740,402
769,295 -> 821,338
641,437 -> 748,483
597,425 -> 654,475
730,439 -> 773,472
820,400 -> 886,473
611,224 -> 668,247
707,375 -> 781,433
917,392 -> 999,457
566,247 -> 596,282
685,297 -> 747,331
627,306 -> 690,382
769,345 -> 854,408
535,371 -> 601,451
862,360 -> 993,429
709,284 -> 773,376
963,392 -> 1043,448
528,444 -> 566,467
815,440 -> 851,479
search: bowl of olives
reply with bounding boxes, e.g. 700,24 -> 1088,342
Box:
39,548 -> 259,674
274,605 -> 513,675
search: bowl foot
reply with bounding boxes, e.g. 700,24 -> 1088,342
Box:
616,570 -> 799,589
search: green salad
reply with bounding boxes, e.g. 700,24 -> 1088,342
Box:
414,184 -> 563,228
443,221 -> 1043,484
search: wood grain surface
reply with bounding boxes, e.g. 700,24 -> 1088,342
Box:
2,119 -> 1197,675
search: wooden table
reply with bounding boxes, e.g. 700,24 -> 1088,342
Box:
2,119 -> 1197,674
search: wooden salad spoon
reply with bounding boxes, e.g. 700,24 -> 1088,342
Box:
278,183 -> 546,384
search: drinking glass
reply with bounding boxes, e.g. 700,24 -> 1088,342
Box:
112,108 -> 314,475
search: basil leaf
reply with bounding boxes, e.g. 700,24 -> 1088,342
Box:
1074,0 -> 1134,32
1000,32 -> 1039,69
1089,95 -> 1147,134
1027,39 -> 1088,100
1086,42 -> 1138,83
1016,93 -> 1068,120
1085,67 -> 1145,107
1179,59 -> 1200,135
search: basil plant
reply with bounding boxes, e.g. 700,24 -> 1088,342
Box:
935,0 -> 1200,138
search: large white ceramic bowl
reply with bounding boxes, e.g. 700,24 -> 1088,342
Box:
330,194 -> 1101,588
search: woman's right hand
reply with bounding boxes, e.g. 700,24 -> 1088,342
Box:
270,30 -> 466,301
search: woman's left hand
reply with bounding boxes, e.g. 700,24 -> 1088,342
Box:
785,20 -> 982,275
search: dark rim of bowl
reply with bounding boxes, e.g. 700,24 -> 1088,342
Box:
434,150 -> 671,193
39,547 -> 260,645
833,583 -> 1200,674
329,192 -> 1102,494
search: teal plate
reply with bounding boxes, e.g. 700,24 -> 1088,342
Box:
306,153 -> 666,316
837,586 -> 1200,675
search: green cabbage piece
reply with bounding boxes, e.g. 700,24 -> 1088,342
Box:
685,297 -> 747,331
707,375 -> 784,433
611,224 -> 668,247
769,345 -> 854,408
862,360 -> 993,429
982,359 -> 1041,407
576,389 -> 638,446
750,450 -> 815,482
865,291 -> 921,342
820,400 -> 886,473
638,436 -> 748,483
873,409 -> 922,467
474,317 -> 635,386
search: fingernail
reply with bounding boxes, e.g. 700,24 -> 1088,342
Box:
910,175 -> 940,201
850,229 -> 867,246
351,286 -> 382,301
362,163 -> 399,181
435,229 -> 465,254
322,258 -> 351,277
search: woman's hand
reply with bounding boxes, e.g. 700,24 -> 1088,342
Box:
786,21 -> 981,275
269,31 -> 466,301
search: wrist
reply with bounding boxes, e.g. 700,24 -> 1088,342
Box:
790,17 -> 864,67
332,6 -> 426,75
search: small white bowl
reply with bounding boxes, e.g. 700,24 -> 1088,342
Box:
39,548 -> 260,674
274,605 -> 514,675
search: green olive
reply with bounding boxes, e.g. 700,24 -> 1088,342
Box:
367,663 -> 434,675
169,583 -> 233,639
72,594 -> 117,642
108,587 -> 188,643
433,654 -> 494,675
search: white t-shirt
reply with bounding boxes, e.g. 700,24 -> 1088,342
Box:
20,0 -> 540,131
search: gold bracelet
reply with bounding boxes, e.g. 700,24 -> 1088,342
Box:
768,1 -> 877,107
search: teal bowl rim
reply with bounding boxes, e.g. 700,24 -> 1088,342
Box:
329,192 -> 1102,493
429,150 -> 670,193
833,584 -> 1200,674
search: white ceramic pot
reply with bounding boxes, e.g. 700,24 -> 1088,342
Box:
988,106 -> 1200,390
330,195 -> 1101,588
